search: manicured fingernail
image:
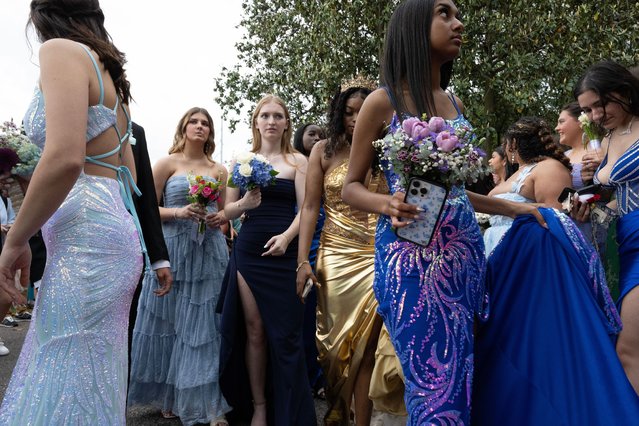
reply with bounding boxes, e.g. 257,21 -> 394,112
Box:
416,207 -> 424,212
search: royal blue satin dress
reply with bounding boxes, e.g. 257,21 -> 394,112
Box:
595,137 -> 639,305
217,178 -> 316,425
375,114 -> 486,425
473,208 -> 639,424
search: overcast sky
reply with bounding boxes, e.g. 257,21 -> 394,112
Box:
0,0 -> 252,165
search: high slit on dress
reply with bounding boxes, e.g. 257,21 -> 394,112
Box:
218,178 -> 316,425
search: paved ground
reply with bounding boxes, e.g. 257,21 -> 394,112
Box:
0,321 -> 328,425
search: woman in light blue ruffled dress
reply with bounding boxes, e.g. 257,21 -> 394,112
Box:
128,107 -> 230,426
0,1 -> 144,424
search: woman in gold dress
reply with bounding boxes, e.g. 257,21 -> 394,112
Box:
296,78 -> 405,425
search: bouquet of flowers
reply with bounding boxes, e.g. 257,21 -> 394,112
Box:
0,120 -> 42,176
228,151 -> 278,190
373,115 -> 489,189
578,112 -> 602,150
186,172 -> 223,238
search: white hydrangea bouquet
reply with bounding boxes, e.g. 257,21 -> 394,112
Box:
373,115 -> 489,189
228,151 -> 278,191
0,120 -> 42,176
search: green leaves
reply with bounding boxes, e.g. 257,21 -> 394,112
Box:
215,0 -> 639,149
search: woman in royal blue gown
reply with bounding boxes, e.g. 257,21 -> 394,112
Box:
342,1 -> 540,423
473,116 -> 639,425
216,95 -> 315,425
574,60 -> 639,395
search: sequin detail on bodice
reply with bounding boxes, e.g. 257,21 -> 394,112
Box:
322,159 -> 387,244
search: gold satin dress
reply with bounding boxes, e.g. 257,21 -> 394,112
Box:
316,160 -> 406,424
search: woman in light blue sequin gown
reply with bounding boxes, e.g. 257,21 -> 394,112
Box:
128,107 -> 230,425
0,1 -> 144,424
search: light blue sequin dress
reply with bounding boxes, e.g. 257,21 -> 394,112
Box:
0,45 -> 143,425
128,175 -> 230,425
375,110 -> 486,425
483,164 -> 536,257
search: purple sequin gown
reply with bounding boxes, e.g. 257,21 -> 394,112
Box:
374,114 -> 486,425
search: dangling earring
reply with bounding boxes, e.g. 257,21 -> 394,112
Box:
511,152 -> 515,163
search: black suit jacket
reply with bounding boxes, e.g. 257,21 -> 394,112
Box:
131,122 -> 169,265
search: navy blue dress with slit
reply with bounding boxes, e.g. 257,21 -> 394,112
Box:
218,178 -> 316,425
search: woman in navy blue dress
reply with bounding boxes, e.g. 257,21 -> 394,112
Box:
217,95 -> 315,425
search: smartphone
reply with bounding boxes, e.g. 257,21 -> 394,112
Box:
559,184 -> 612,204
302,278 -> 313,299
395,177 -> 448,247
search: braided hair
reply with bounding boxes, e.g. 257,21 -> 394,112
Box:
505,116 -> 571,171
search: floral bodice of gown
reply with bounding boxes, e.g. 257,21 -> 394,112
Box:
488,163 -> 537,227
322,159 -> 388,244
594,136 -> 639,216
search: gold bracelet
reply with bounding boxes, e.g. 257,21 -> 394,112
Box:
296,260 -> 310,273
280,233 -> 290,244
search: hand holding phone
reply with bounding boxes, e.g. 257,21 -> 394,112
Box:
395,177 -> 448,247
302,278 -> 313,299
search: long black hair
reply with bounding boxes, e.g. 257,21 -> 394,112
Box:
293,123 -> 323,157
573,60 -> 639,120
381,0 -> 454,118
324,87 -> 372,159
28,0 -> 131,104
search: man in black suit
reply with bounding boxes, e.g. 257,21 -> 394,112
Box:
128,122 -> 172,355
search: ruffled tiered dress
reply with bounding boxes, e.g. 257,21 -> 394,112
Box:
128,175 -> 230,425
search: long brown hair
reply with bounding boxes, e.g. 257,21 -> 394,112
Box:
169,107 -> 216,158
250,95 -> 296,156
28,0 -> 132,103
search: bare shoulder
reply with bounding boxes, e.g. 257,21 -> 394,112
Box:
288,151 -> 308,166
534,158 -> 571,178
153,155 -> 177,172
360,88 -> 395,128
311,139 -> 328,156
39,38 -> 85,61
452,94 -> 465,113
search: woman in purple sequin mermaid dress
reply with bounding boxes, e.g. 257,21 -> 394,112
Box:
342,1 -> 542,423
342,1 -> 485,423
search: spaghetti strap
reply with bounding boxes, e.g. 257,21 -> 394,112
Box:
78,44 -> 105,105
447,92 -> 461,116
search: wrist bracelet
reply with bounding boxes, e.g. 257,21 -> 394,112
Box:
281,233 -> 290,244
296,260 -> 310,273
173,208 -> 178,220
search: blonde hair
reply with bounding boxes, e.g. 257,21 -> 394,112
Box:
250,95 -> 296,156
168,107 -> 216,157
